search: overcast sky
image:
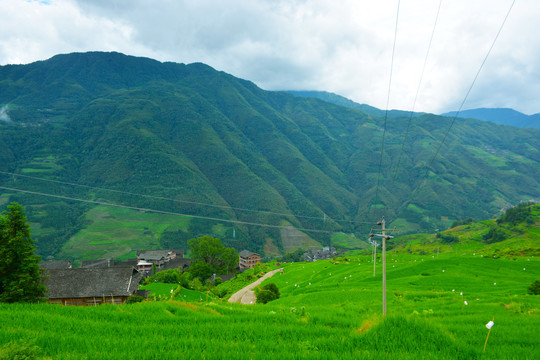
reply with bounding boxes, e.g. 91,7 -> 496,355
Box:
1,0 -> 538,115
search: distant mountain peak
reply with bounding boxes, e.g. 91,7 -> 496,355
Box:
284,90 -> 427,118
440,108 -> 540,129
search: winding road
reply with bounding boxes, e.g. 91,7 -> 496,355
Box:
228,268 -> 283,304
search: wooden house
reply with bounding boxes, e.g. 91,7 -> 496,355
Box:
44,267 -> 143,306
239,250 -> 261,269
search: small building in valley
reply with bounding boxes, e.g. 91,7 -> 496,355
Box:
302,247 -> 342,262
136,249 -> 183,269
44,267 -> 143,306
239,250 -> 261,269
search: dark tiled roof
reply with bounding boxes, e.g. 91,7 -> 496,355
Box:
39,260 -> 72,269
44,267 -> 142,299
80,259 -> 138,268
81,259 -> 115,268
162,258 -> 191,270
239,250 -> 259,258
172,249 -> 185,258
114,259 -> 138,267
137,250 -> 174,261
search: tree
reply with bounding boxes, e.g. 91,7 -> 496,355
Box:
189,261 -> 215,281
0,203 -> 46,303
188,236 -> 239,275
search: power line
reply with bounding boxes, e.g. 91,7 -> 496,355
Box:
0,185 -> 335,234
374,0 -> 400,203
405,0 -> 516,205
0,170 -> 373,225
392,0 -> 443,184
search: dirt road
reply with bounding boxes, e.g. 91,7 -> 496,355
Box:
228,268 -> 283,304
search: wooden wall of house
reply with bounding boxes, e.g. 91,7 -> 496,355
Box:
47,296 -> 129,306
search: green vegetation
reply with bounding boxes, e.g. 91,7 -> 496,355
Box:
0,203 -> 46,303
528,280 -> 540,295
57,205 -> 189,260
188,236 -> 238,280
1,52 -> 539,260
0,252 -> 538,359
256,282 -> 280,304
391,203 -> 540,257
497,202 -> 535,225
139,283 -> 217,302
0,341 -> 50,360
215,263 -> 275,299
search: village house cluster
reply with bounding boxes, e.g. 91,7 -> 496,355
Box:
301,247 -> 342,262
41,248 -> 261,305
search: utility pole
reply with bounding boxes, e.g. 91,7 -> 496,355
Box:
373,216 -> 395,316
381,217 -> 386,315
373,239 -> 377,277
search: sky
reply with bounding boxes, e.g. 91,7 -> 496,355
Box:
1,0 -> 539,115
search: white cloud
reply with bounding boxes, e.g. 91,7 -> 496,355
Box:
1,0 -> 539,114
0,105 -> 11,122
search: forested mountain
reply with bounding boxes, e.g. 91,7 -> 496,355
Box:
441,108 -> 540,129
0,52 -> 538,260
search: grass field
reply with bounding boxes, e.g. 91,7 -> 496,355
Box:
140,282 -> 217,302
1,252 -> 538,359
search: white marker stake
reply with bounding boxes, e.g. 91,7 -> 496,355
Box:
484,318 -> 495,353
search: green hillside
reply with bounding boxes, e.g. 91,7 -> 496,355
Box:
0,52 -> 539,259
390,202 -> 540,257
1,252 -> 538,359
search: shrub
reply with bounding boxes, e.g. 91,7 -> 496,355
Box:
190,278 -> 204,292
0,341 -> 48,360
142,268 -> 182,285
257,283 -> 280,304
436,232 -> 458,244
527,280 -> 540,295
211,287 -> 227,298
179,272 -> 191,288
262,283 -> 280,299
451,218 -> 474,228
482,228 -> 507,244
256,290 -> 277,304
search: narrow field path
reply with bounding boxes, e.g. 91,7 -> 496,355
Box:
228,268 -> 283,304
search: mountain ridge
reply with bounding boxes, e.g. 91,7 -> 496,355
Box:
441,108 -> 540,129
1,52 -> 539,259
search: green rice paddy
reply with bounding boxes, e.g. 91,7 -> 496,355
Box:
58,205 -> 191,260
1,253 -> 538,359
